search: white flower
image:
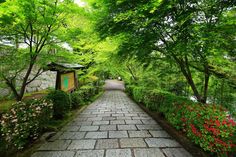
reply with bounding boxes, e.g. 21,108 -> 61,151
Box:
12,119 -> 18,123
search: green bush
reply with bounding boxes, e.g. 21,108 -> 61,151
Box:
132,86 -> 145,103
46,90 -> 71,119
70,85 -> 103,108
70,91 -> 81,109
80,85 -> 93,100
0,99 -> 53,149
125,85 -> 134,96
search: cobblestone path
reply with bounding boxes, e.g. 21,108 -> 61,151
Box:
32,80 -> 193,157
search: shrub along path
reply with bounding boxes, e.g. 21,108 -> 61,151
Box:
31,80 -> 192,157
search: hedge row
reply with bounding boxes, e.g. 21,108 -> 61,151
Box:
126,85 -> 236,154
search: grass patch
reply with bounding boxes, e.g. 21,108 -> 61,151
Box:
0,90 -> 49,113
0,100 -> 16,113
24,89 -> 49,97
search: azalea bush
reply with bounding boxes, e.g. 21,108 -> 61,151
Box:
167,103 -> 236,153
0,99 -> 53,149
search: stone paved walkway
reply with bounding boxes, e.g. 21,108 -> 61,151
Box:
31,80 -> 193,157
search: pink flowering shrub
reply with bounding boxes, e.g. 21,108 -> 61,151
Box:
0,99 -> 53,149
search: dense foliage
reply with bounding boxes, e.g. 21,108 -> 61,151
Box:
94,0 -> 236,105
0,0 -> 85,100
0,0 -> 235,156
46,90 -> 71,119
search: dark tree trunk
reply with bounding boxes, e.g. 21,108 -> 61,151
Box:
5,79 -> 20,100
202,64 -> 210,103
17,62 -> 35,101
175,56 -> 204,103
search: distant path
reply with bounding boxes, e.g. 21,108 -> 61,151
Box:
32,80 -> 192,157
104,80 -> 125,91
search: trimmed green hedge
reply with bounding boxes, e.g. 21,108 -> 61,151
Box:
46,90 -> 71,119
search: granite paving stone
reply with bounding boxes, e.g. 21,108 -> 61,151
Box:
145,138 -> 181,148
96,139 -> 119,149
75,150 -> 104,157
110,120 -> 125,125
134,148 -> 165,157
116,116 -> 132,120
31,151 -> 75,157
59,132 -> 86,140
103,117 -> 116,120
128,130 -> 152,138
132,116 -> 152,120
87,117 -> 103,121
106,149 -> 132,157
76,121 -> 93,125
118,125 -> 137,130
125,120 -> 143,124
109,131 -> 129,138
136,124 -> 162,130
67,140 -> 96,150
162,148 -> 193,157
141,119 -> 158,124
149,130 -> 170,138
73,117 -> 88,121
112,113 -> 124,117
85,131 -> 108,139
97,113 -> 111,117
93,121 -> 110,125
125,113 -> 139,117
120,138 -> 147,148
80,125 -> 99,131
99,125 -> 117,131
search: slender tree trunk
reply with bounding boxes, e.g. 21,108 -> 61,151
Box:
177,57 -> 204,103
220,79 -> 224,105
17,61 -> 35,101
5,79 -> 20,100
126,65 -> 138,81
202,65 -> 210,103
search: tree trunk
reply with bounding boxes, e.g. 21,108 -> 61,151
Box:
220,79 -> 225,105
17,62 -> 35,101
5,79 -> 20,100
202,64 -> 210,103
126,64 -> 138,81
177,57 -> 204,103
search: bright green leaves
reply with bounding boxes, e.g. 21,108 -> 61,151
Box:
95,0 -> 236,104
149,0 -> 163,14
0,0 -> 88,100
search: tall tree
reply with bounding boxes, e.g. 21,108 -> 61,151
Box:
0,0 -> 75,100
96,0 -> 236,103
